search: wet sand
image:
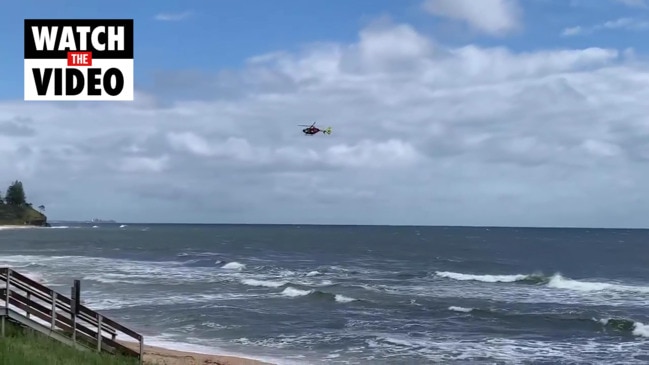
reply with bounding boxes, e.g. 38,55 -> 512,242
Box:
120,341 -> 275,365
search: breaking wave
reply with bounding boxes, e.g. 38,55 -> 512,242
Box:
281,287 -> 311,297
448,306 -> 473,313
241,279 -> 287,288
280,286 -> 358,303
547,274 -> 649,293
334,294 -> 356,303
435,271 -> 649,293
435,271 -> 547,284
221,262 -> 245,270
575,317 -> 648,338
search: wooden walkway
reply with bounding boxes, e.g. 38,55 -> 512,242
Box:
0,267 -> 143,364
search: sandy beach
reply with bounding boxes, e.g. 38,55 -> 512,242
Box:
0,225 -> 44,230
120,341 -> 275,365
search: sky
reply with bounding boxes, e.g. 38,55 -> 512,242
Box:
1,0 -> 649,227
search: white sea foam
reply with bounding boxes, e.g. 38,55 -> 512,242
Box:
305,271 -> 321,277
448,306 -> 473,313
632,322 -> 649,337
82,274 -> 151,285
234,330 -> 649,364
334,294 -> 356,303
0,254 -> 238,289
221,262 -> 245,270
596,318 -> 649,338
3,248 -> 648,364
84,292 -> 263,310
281,287 -> 312,297
366,334 -> 649,364
435,271 -> 527,283
435,270 -> 649,295
547,273 -> 649,293
121,334 -> 294,365
241,279 -> 287,288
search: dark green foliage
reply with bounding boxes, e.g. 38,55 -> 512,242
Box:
5,180 -> 27,205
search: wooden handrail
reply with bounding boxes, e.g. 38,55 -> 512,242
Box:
5,289 -> 139,357
0,269 -> 132,338
7,277 -> 118,338
0,267 -> 143,362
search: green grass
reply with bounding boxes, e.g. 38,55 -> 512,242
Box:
0,321 -> 139,365
0,204 -> 47,226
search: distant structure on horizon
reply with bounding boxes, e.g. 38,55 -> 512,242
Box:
90,218 -> 116,223
48,218 -> 118,224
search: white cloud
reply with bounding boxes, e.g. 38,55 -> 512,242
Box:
5,20 -> 649,226
422,0 -> 521,36
154,11 -> 192,21
562,17 -> 649,36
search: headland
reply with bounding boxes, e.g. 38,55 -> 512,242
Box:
0,180 -> 48,227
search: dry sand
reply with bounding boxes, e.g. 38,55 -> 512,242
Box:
120,341 -> 275,365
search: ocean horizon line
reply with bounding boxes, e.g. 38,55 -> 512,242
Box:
46,221 -> 649,231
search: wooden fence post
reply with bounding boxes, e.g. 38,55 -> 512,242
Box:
5,269 -> 10,305
2,269 -> 10,337
50,290 -> 57,330
70,285 -> 75,343
97,314 -> 103,351
26,292 -> 31,319
139,335 -> 144,365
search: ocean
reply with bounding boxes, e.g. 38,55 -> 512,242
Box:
1,224 -> 648,364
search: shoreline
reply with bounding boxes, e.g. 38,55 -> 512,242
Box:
0,257 -> 283,364
0,225 -> 44,230
119,340 -> 276,365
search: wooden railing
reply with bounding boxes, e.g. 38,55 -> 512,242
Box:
0,267 -> 143,363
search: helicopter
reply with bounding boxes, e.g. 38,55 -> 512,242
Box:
298,122 -> 332,136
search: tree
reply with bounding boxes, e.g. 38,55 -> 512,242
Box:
38,205 -> 45,211
5,180 -> 27,205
